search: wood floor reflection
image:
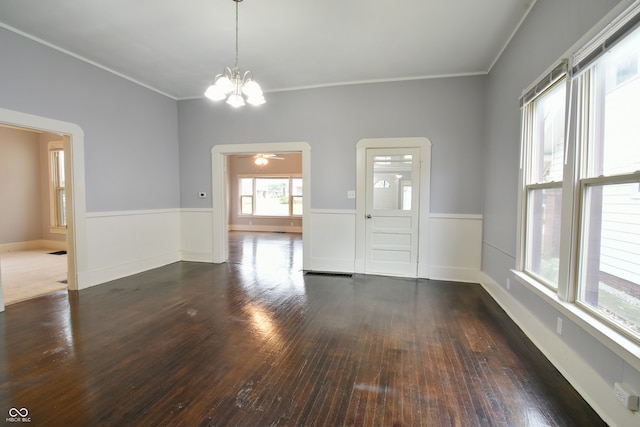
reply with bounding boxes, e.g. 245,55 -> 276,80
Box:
0,232 -> 604,426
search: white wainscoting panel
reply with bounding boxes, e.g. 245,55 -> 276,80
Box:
307,211 -> 482,281
428,214 -> 483,282
81,209 -> 181,288
181,209 -> 214,262
78,209 -> 482,289
309,210 -> 356,273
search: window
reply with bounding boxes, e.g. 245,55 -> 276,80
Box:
239,177 -> 253,214
575,25 -> 640,338
291,178 -> 303,215
518,8 -> 640,343
521,72 -> 567,288
48,141 -> 66,232
238,176 -> 302,216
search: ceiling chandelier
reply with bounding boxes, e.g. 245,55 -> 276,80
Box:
204,0 -> 265,107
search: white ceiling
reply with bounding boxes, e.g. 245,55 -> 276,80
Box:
0,0 -> 535,100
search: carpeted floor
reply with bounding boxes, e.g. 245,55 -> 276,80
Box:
0,248 -> 67,304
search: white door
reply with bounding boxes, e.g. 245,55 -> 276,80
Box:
365,147 -> 420,276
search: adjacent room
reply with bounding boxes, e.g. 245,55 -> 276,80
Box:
0,125 -> 69,304
0,0 -> 638,425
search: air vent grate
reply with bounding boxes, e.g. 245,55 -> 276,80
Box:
304,271 -> 353,278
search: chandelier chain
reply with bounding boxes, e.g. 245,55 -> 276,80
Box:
235,0 -> 239,69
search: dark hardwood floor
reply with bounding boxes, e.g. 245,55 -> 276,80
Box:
0,231 -> 605,426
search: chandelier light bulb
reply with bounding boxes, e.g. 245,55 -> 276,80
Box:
226,93 -> 245,108
241,80 -> 262,98
205,83 -> 227,101
247,95 -> 266,106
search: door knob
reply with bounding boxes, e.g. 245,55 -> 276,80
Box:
366,214 -> 372,219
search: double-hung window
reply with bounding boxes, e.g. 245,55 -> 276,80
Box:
48,141 -> 66,233
239,176 -> 303,217
518,4 -> 640,343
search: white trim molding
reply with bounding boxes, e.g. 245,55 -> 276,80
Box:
0,107 -> 87,297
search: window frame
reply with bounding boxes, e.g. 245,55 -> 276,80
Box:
516,3 -> 640,349
48,141 -> 66,234
238,174 -> 303,218
519,73 -> 569,291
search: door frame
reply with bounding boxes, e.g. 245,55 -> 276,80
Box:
211,141 -> 311,268
0,107 -> 88,307
355,137 -> 431,278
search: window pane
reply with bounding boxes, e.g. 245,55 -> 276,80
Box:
240,196 -> 253,214
255,178 -> 289,216
526,187 -> 562,286
292,178 -> 303,196
372,154 -> 413,210
292,196 -> 303,215
57,188 -> 66,227
586,26 -> 640,177
50,148 -> 66,227
401,182 -> 412,211
578,182 -> 640,337
530,81 -> 566,183
54,150 -> 65,187
240,178 -> 253,196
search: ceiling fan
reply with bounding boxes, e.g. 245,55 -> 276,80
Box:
242,153 -> 285,165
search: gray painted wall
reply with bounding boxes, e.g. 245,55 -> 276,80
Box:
483,0 -> 622,301
178,76 -> 486,214
483,0 -> 621,263
0,27 -> 180,212
482,0 -> 639,420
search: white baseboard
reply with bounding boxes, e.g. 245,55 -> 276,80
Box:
0,239 -> 67,253
181,250 -> 214,263
479,272 -> 637,427
307,258 -> 354,274
229,224 -> 302,233
429,266 -> 483,283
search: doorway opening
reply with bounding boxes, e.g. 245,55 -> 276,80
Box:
0,125 -> 69,304
211,142 -> 311,270
0,107 -> 87,310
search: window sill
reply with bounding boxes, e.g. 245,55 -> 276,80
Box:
512,270 -> 640,371
49,227 -> 67,235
